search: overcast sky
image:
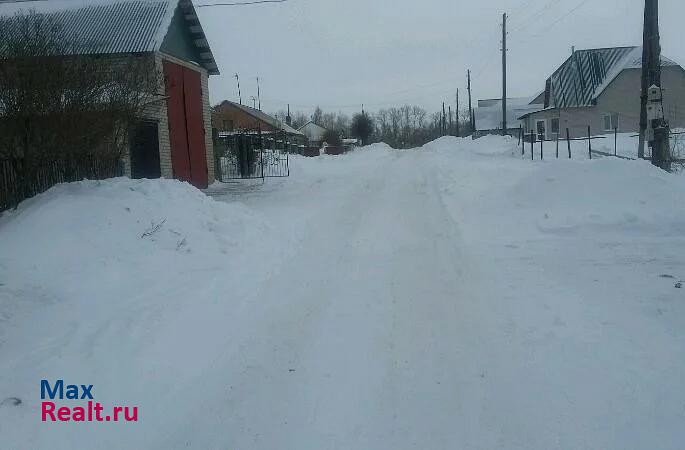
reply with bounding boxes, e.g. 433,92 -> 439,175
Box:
196,0 -> 684,116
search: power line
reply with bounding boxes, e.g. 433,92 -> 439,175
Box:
196,0 -> 287,8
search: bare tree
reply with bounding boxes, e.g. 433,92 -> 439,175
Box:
0,11 -> 160,205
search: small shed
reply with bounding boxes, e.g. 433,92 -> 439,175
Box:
0,0 -> 220,189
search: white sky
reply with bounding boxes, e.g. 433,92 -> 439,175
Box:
197,0 -> 682,115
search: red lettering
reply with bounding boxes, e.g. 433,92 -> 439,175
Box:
124,406 -> 138,422
113,406 -> 123,421
41,402 -> 56,421
57,407 -> 71,421
94,402 -> 104,422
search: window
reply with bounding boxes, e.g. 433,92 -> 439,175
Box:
551,118 -> 560,134
603,113 -> 619,131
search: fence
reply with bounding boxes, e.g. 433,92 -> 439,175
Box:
1,157 -> 119,212
518,125 -> 685,163
213,130 -> 292,181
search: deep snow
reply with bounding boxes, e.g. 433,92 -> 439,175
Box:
1,137 -> 684,449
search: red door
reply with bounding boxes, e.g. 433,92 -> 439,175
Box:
163,61 -> 208,189
182,67 -> 208,188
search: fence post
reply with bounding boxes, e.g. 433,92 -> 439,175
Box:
530,131 -> 535,161
588,125 -> 592,160
566,128 -> 571,159
518,125 -> 522,146
540,135 -> 544,160
521,128 -> 525,156
556,132 -> 559,158
614,127 -> 618,157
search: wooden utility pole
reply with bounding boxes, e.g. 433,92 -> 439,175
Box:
501,13 -> 508,135
456,90 -> 460,137
235,73 -> 242,105
467,69 -> 474,134
639,0 -> 670,169
256,76 -> 261,110
448,106 -> 453,135
442,102 -> 446,136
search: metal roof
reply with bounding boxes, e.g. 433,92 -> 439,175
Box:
546,46 -> 678,109
218,101 -> 304,136
0,0 -> 219,75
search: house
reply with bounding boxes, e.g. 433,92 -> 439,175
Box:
473,97 -> 543,138
0,0 -> 220,189
212,101 -> 305,146
298,122 -> 328,147
518,46 -> 685,140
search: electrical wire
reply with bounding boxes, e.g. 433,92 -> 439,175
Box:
196,0 -> 287,8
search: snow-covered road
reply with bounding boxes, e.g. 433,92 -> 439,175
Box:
1,137 -> 685,449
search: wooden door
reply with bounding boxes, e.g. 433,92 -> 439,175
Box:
163,60 -> 208,188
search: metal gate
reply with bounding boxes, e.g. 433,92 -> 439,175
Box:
214,131 -> 291,180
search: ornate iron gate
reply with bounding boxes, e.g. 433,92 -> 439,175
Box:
214,131 -> 291,180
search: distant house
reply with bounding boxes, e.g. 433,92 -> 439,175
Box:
0,0 -> 220,189
473,97 -> 543,138
518,46 -> 685,140
298,122 -> 328,147
212,101 -> 305,145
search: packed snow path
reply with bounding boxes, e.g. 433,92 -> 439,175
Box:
1,137 -> 684,449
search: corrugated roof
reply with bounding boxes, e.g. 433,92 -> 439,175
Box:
546,46 -> 678,109
0,0 -> 219,74
219,101 -> 304,136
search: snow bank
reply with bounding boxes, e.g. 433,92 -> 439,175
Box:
514,158 -> 685,236
432,136 -> 685,241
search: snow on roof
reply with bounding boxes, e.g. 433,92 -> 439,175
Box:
474,97 -> 542,131
298,121 -> 327,132
545,46 -> 679,109
0,0 -> 219,74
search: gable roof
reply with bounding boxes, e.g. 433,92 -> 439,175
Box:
218,101 -> 303,136
545,46 -> 678,109
298,121 -> 327,132
0,0 -> 219,75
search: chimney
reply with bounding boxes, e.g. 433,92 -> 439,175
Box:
286,104 -> 292,126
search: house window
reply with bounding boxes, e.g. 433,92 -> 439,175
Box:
551,117 -> 560,134
603,113 -> 619,131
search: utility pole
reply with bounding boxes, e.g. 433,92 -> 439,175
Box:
501,12 -> 508,135
456,90 -> 460,137
448,106 -> 453,135
235,73 -> 242,105
256,76 -> 261,110
286,104 -> 292,126
467,69 -> 474,134
442,102 -> 446,136
639,0 -> 670,170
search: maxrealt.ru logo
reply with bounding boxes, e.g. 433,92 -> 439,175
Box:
41,380 -> 138,423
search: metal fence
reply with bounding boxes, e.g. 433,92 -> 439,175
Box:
518,126 -> 685,164
213,131 -> 292,181
1,157 -> 119,212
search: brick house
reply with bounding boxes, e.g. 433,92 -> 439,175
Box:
519,46 -> 685,141
1,0 -> 220,189
212,101 -> 306,146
